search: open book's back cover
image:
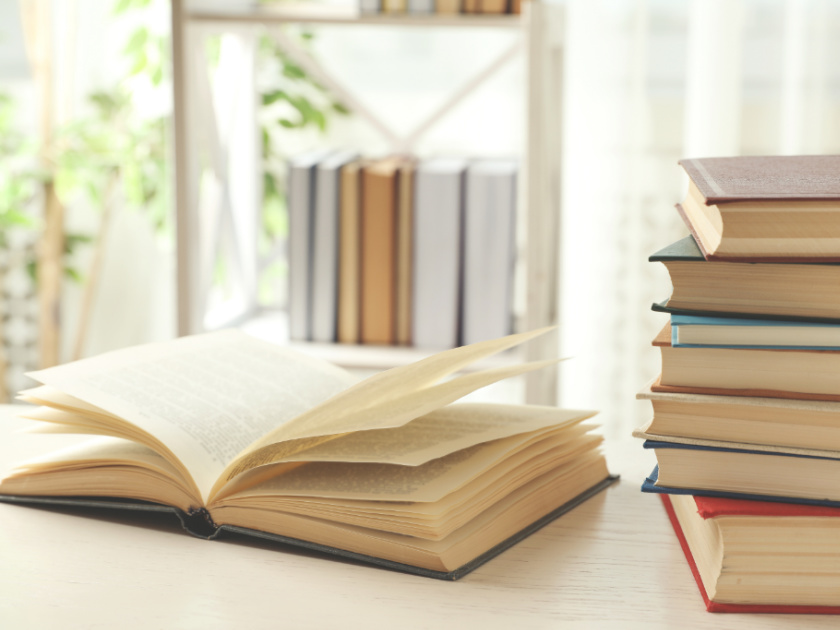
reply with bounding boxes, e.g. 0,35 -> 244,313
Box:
0,475 -> 617,581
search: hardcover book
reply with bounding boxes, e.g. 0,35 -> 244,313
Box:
636,383 -> 840,452
677,155 -> 840,262
652,323 -> 840,401
361,158 -> 401,345
669,314 -> 840,350
0,328 -> 616,579
641,442 -> 840,507
650,236 -> 840,321
660,493 -> 840,613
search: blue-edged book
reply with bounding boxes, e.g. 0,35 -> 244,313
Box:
641,440 -> 840,508
670,314 -> 840,350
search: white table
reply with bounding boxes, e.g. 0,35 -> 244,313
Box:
0,405 -> 834,629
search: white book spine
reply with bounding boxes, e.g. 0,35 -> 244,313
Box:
359,0 -> 382,14
288,151 -> 331,341
408,0 -> 435,13
412,159 -> 467,349
462,162 -> 517,346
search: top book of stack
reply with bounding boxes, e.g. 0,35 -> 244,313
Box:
677,155 -> 840,262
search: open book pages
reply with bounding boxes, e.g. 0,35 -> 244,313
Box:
0,328 -> 612,574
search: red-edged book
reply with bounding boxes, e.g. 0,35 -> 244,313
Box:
660,493 -> 840,613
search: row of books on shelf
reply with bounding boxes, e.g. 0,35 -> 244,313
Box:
288,151 -> 517,349
635,155 -> 840,614
360,0 -> 523,16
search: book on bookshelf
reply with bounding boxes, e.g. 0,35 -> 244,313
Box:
337,159 -> 365,344
312,151 -> 359,343
636,384 -> 840,452
652,323 -> 840,401
412,158 -> 468,349
678,155 -> 840,262
660,493 -> 840,612
288,150 -> 333,341
669,314 -> 840,349
650,236 -> 840,321
409,0 -> 435,13
0,328 -> 616,579
396,160 -> 415,346
462,159 -> 517,345
361,158 -> 402,345
641,443 -> 840,507
435,0 -> 461,13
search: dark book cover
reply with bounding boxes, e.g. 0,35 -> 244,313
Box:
0,474 -> 618,581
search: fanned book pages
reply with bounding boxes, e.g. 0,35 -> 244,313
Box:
678,155 -> 840,261
0,329 -> 616,579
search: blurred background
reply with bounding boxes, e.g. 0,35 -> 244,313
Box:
2,0 -> 840,439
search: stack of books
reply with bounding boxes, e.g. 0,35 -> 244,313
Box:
636,155 -> 840,613
288,151 -> 517,349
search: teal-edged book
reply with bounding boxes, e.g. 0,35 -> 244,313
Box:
670,314 -> 840,349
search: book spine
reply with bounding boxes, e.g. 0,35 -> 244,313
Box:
412,162 -> 466,349
288,161 -> 317,342
359,0 -> 382,14
338,162 -> 362,344
311,166 -> 341,343
408,0 -> 435,13
461,164 -> 516,345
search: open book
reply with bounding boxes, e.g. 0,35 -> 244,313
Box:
0,329 -> 615,579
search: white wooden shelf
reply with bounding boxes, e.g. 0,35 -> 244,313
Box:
188,3 -> 522,28
170,0 -> 564,405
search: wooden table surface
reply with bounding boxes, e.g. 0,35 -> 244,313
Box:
0,404 -> 835,629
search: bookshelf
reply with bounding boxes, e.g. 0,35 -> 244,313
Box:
170,0 -> 563,404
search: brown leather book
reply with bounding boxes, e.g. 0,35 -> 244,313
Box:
480,0 -> 507,14
396,160 -> 415,346
461,0 -> 479,14
361,158 -> 401,345
676,156 -> 840,262
337,160 -> 363,345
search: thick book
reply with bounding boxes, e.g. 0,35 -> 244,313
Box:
636,383 -> 840,452
641,442 -> 840,506
0,328 -> 616,579
361,158 -> 401,345
337,160 -> 364,344
412,158 -> 468,349
312,151 -> 359,343
670,313 -> 840,349
650,236 -> 840,321
462,159 -> 517,346
659,493 -> 840,613
288,150 -> 332,341
677,155 -> 840,262
652,323 -> 840,401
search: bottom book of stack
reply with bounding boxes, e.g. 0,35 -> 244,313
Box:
661,492 -> 840,613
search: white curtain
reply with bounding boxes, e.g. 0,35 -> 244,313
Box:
557,0 -> 840,438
